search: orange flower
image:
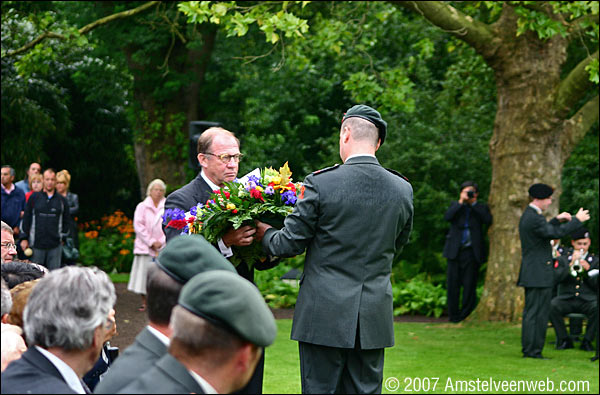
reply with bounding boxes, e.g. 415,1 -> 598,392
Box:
119,249 -> 130,255
85,231 -> 99,239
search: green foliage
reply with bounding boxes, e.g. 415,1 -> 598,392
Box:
78,210 -> 135,273
254,262 -> 300,309
393,273 -> 447,318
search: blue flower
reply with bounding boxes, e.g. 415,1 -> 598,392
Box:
265,185 -> 275,195
282,190 -> 297,206
163,208 -> 185,223
190,205 -> 197,216
181,226 -> 189,234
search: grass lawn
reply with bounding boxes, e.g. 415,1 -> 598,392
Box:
264,320 -> 599,394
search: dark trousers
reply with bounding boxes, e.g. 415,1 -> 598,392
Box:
447,247 -> 479,322
549,297 -> 598,344
522,287 -> 553,357
235,347 -> 264,394
298,341 -> 384,394
32,245 -> 62,270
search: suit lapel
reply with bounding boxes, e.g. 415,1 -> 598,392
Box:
24,347 -> 66,384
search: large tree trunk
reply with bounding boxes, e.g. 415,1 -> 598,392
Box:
125,27 -> 217,199
471,8 -> 569,321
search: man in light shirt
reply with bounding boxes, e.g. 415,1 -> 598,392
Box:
1,266 -> 115,394
95,235 -> 235,394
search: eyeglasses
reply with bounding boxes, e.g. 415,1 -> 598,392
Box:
1,242 -> 17,250
204,153 -> 244,164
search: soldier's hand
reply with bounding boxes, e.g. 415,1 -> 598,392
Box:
254,220 -> 273,242
222,225 -> 256,247
575,208 -> 590,223
556,212 -> 572,222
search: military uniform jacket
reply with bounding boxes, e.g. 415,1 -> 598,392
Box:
94,327 -> 167,394
262,156 -> 414,349
517,206 -> 582,288
554,253 -> 599,302
117,353 -> 204,394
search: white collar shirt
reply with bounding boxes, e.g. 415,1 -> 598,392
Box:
35,346 -> 86,394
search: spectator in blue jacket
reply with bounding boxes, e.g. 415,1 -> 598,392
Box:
1,165 -> 26,237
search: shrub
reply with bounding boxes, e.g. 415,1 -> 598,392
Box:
78,210 -> 135,273
255,260 -> 301,309
392,273 -> 447,318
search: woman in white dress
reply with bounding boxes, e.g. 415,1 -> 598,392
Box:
127,179 -> 166,311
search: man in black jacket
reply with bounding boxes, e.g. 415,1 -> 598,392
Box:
517,183 -> 589,359
20,169 -> 71,270
443,181 -> 493,322
162,127 -> 273,393
549,227 -> 598,352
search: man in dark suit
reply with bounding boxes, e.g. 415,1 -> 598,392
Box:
161,127 -> 273,393
94,235 -> 235,394
443,181 -> 493,322
119,271 -> 277,394
550,227 -> 598,352
256,105 -> 413,394
1,266 -> 116,394
517,183 -> 590,359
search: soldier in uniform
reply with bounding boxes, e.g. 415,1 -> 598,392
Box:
118,270 -> 277,394
255,104 -> 414,394
517,183 -> 590,359
550,228 -> 598,351
95,235 -> 236,393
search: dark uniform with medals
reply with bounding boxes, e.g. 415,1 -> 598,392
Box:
517,183 -> 583,359
549,228 -> 598,351
261,105 -> 414,393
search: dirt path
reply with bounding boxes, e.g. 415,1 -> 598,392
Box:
110,283 -> 448,351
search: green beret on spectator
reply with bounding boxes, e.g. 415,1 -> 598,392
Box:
179,270 -> 277,347
156,234 -> 235,283
342,104 -> 388,145
528,183 -> 553,199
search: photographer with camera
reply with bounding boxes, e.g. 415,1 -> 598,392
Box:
443,181 -> 493,323
549,227 -> 598,352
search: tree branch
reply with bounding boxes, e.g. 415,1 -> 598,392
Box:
555,50 -> 598,117
393,1 -> 497,59
568,13 -> 600,42
5,1 -> 160,58
560,95 -> 599,162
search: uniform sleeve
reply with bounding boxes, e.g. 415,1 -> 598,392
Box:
262,175 -> 320,258
396,186 -> 414,254
531,215 -> 582,240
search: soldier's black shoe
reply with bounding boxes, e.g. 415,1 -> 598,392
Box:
580,340 -> 594,351
556,339 -> 574,350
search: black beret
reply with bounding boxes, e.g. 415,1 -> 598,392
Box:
528,183 -> 553,199
571,227 -> 590,241
156,234 -> 236,283
178,271 -> 277,347
342,104 -> 388,145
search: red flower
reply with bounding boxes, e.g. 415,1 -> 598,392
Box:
187,216 -> 196,223
167,219 -> 188,229
287,182 -> 296,192
250,188 -> 264,202
233,209 -> 238,214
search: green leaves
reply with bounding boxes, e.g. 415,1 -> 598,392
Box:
178,1 -> 309,44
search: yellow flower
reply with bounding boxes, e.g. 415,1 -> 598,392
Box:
226,203 -> 237,210
255,185 -> 264,192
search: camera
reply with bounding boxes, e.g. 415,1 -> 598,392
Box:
467,190 -> 475,198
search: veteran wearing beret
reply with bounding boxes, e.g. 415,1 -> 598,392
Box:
549,227 -> 598,352
95,235 -> 236,394
517,183 -> 590,359
255,104 -> 414,393
118,270 -> 277,394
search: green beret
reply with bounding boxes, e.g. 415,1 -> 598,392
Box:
156,234 -> 236,283
179,271 -> 277,347
342,104 -> 388,145
528,183 -> 553,199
